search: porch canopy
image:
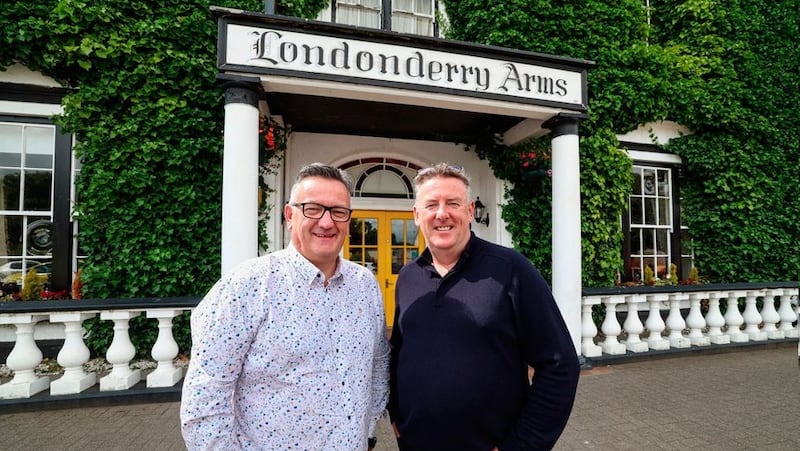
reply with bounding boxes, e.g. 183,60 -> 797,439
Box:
212,6 -> 593,351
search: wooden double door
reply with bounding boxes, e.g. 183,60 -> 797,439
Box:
344,210 -> 425,327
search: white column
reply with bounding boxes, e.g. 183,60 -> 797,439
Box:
546,115 -> 583,355
777,290 -> 798,338
600,296 -> 627,355
686,292 -> 710,346
99,310 -> 141,391
0,314 -> 49,399
645,293 -> 670,350
222,82 -> 260,275
49,311 -> 97,395
146,309 -> 184,388
725,291 -> 748,343
666,293 -> 690,348
760,289 -> 783,339
580,299 -> 602,357
706,291 -> 729,344
623,294 -> 649,353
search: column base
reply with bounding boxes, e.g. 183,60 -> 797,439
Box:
0,376 -> 49,399
50,372 -> 97,395
147,367 -> 184,388
100,369 -> 142,391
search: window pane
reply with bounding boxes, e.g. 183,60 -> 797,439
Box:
656,228 -> 668,254
416,0 -> 433,14
363,218 -> 378,245
657,169 -> 670,196
642,169 -> 656,195
630,229 -> 641,253
629,197 -> 643,224
23,170 -> 52,211
404,220 -> 418,246
0,124 -> 22,167
644,198 -> 656,224
632,167 -> 642,195
658,198 -> 671,225
0,169 -> 21,210
642,229 -> 654,253
24,125 -> 55,169
0,215 -> 23,256
395,0 -> 412,11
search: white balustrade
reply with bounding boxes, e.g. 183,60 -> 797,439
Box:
146,309 -> 184,388
645,293 -> 670,350
686,292 -> 710,346
49,312 -> 97,395
581,301 -> 602,357
600,296 -> 626,355
623,294 -> 648,353
759,290 -> 783,340
706,292 -> 730,344
0,314 -> 50,398
666,293 -> 690,348
724,291 -> 748,343
0,288 -> 797,401
742,291 -> 767,341
777,291 -> 798,338
99,310 -> 142,391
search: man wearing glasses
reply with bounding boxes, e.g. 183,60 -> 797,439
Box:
388,163 -> 579,450
182,163 -> 388,450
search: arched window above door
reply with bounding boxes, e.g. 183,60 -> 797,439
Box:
340,158 -> 421,199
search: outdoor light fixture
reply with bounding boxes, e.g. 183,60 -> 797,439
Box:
473,197 -> 490,226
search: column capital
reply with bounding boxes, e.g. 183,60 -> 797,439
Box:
543,113 -> 588,138
218,74 -> 261,107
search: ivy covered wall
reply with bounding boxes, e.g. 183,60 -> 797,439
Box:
1,0 -> 327,300
443,0 -> 799,284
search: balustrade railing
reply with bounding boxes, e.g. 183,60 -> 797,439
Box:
0,284 -> 798,402
0,297 -> 199,401
581,283 -> 799,360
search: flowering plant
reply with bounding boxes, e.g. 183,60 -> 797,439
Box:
519,147 -> 552,179
258,115 -> 290,250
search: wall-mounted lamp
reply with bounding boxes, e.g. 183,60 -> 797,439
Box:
473,197 -> 490,226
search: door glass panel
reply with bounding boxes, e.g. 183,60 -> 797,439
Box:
348,216 -> 379,273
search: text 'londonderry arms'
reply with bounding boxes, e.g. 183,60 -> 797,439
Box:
248,31 -> 570,98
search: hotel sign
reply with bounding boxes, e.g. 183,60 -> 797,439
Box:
221,22 -> 587,107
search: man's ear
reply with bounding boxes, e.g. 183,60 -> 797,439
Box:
284,203 -> 293,228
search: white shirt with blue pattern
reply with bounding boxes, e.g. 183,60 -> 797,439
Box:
181,246 -> 390,450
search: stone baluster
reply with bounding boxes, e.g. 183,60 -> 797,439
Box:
706,291 -> 729,344
741,291 -> 766,341
623,294 -> 648,353
49,312 -> 97,395
645,293 -> 670,350
666,293 -> 690,348
686,292 -> 710,346
724,291 -> 748,343
146,309 -> 184,388
600,295 -> 626,355
581,299 -> 602,358
758,289 -> 783,339
776,291 -> 798,338
99,310 -> 142,391
0,313 -> 50,398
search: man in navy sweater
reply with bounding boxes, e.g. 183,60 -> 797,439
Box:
389,163 -> 579,450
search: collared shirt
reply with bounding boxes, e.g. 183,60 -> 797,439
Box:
181,246 -> 389,450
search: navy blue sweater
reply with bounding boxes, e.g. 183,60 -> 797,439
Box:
388,235 -> 579,450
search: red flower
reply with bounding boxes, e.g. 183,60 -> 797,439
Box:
266,128 -> 275,149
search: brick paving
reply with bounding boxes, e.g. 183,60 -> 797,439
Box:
1,343 -> 797,451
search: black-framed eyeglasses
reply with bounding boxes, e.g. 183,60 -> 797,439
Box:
289,202 -> 352,222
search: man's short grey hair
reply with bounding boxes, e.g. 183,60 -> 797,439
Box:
289,162 -> 354,201
413,163 -> 471,198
